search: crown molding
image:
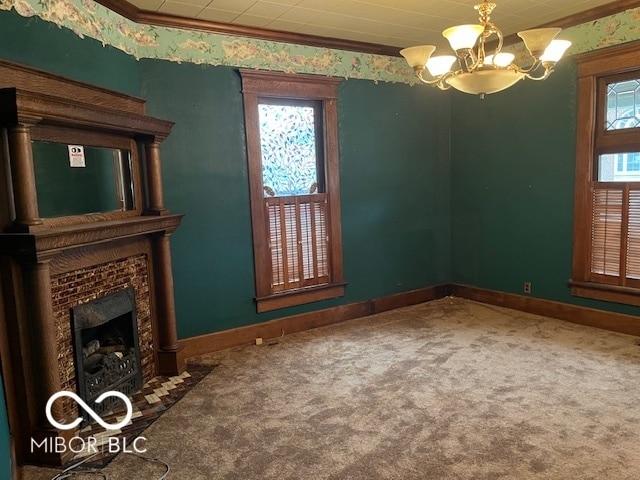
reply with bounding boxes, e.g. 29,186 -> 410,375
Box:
536,0 -> 640,30
94,0 -> 402,57
95,0 -> 640,57
503,0 -> 640,46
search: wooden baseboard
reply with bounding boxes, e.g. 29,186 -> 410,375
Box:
180,282 -> 640,359
180,284 -> 451,358
452,284 -> 640,337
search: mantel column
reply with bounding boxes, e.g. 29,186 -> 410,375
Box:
8,125 -> 43,230
154,231 -> 186,375
23,258 -> 78,465
145,141 -> 168,215
22,260 -> 62,426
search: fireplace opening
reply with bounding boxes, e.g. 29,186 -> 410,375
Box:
71,287 -> 142,422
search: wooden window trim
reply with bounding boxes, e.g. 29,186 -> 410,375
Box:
240,69 -> 345,312
570,40 -> 640,306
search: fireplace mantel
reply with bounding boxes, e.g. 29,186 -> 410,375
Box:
0,59 -> 186,467
0,214 -> 183,261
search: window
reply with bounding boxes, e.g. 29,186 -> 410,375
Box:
240,70 -> 345,312
570,42 -> 640,306
259,100 -> 330,293
598,152 -> 640,181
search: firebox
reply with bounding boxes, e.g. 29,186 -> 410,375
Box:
71,287 -> 142,422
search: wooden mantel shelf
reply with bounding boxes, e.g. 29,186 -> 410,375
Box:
0,214 -> 184,262
0,87 -> 174,139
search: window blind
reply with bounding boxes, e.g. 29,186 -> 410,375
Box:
266,193 -> 329,293
590,183 -> 640,285
626,188 -> 640,279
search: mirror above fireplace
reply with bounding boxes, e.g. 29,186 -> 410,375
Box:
32,141 -> 136,218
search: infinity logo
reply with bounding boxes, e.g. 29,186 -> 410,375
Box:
46,391 -> 133,431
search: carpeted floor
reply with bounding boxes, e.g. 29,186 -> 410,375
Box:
24,297 -> 640,479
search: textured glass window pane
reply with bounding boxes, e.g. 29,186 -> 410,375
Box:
606,79 -> 640,130
259,104 -> 318,197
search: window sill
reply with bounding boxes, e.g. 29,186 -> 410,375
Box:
256,282 -> 346,313
569,280 -> 640,307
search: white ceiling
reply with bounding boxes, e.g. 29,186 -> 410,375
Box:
127,0 -> 620,49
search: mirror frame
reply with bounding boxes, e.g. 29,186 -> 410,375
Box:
30,125 -> 143,227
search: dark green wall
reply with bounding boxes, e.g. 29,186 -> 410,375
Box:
140,61 -> 257,335
450,62 -> 640,316
0,10 -> 140,95
339,80 -> 451,300
139,59 -> 451,338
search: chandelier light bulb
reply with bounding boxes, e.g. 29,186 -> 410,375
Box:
485,53 -> 515,67
540,39 -> 572,63
426,55 -> 457,77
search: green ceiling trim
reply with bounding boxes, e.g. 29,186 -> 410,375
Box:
2,0 -> 640,84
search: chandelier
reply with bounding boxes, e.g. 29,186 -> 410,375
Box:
400,0 -> 572,97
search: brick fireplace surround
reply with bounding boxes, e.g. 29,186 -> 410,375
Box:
0,59 -> 186,468
53,255 -> 155,421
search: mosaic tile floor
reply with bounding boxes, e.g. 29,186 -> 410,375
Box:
69,364 -> 214,468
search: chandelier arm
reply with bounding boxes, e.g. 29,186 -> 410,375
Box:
415,67 -> 445,86
491,25 -> 504,58
462,55 -> 472,73
510,59 -> 543,75
457,45 -> 483,73
438,71 -> 455,90
467,48 -> 482,71
416,68 -> 455,90
525,67 -> 554,81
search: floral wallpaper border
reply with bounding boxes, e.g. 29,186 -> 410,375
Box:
1,0 -> 640,84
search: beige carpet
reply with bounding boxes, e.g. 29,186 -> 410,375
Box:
24,297 -> 640,479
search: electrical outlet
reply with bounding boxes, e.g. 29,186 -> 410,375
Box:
255,337 -> 263,345
523,282 -> 532,294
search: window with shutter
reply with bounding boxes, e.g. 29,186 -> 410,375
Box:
570,42 -> 640,305
240,70 -> 345,312
266,195 -> 330,292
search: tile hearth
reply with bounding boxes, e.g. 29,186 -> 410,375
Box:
62,364 -> 213,468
